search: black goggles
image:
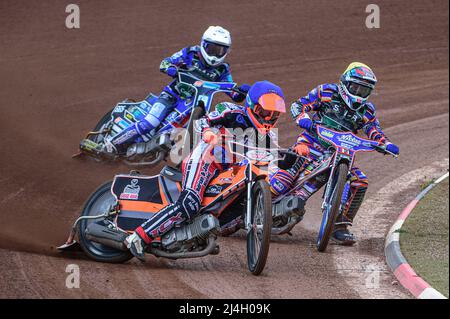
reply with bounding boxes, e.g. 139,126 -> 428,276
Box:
203,41 -> 229,58
347,82 -> 373,98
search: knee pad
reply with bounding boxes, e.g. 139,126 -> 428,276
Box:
177,188 -> 202,219
269,169 -> 296,197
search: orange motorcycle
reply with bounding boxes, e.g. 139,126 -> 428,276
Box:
59,142 -> 274,275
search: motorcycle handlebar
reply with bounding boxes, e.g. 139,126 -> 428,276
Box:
374,144 -> 398,159
278,148 -> 301,159
176,69 -> 240,92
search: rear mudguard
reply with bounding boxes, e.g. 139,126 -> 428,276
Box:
111,165 -> 248,231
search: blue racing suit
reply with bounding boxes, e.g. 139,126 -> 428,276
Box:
110,45 -> 247,153
269,83 -> 395,227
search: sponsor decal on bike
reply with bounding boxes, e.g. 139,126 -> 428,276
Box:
113,104 -> 126,113
337,134 -> 362,146
114,128 -> 138,144
120,179 -> 141,200
165,111 -> 180,123
320,129 -> 335,139
219,177 -> 234,183
246,150 -> 275,162
205,185 -> 223,196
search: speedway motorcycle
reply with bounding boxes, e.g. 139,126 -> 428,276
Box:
59,141 -> 275,275
74,70 -> 243,167
270,122 -> 398,252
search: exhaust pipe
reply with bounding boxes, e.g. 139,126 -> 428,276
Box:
84,222 -> 219,259
85,223 -> 128,252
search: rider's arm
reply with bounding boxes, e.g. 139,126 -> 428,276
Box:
201,103 -> 245,136
362,103 -> 389,143
291,85 -> 328,130
217,64 -> 248,103
363,104 -> 400,155
159,47 -> 193,76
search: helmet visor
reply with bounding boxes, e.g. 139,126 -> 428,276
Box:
203,41 -> 229,58
253,104 -> 281,126
347,82 -> 372,98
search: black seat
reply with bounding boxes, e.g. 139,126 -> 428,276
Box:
160,165 -> 183,183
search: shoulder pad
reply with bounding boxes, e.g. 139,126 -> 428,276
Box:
221,62 -> 231,71
187,45 -> 200,53
319,83 -> 339,93
365,102 -> 376,115
318,83 -> 338,102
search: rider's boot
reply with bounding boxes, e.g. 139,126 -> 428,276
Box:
332,181 -> 367,246
124,232 -> 147,262
332,225 -> 357,246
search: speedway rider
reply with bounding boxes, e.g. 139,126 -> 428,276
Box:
124,81 -> 286,260
101,26 -> 250,157
269,62 -> 400,245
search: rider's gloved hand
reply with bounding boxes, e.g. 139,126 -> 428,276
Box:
294,144 -> 310,157
385,142 -> 400,155
202,128 -> 220,145
238,84 -> 251,93
166,66 -> 178,78
298,117 -> 316,133
232,84 -> 251,103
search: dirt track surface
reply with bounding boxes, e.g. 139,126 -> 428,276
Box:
0,0 -> 448,298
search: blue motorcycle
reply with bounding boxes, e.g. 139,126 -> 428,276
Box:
75,70 -> 242,167
272,123 -> 397,252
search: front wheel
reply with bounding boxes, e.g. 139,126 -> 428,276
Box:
317,162 -> 349,252
247,179 -> 272,276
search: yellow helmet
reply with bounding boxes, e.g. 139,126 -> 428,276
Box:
339,62 -> 377,110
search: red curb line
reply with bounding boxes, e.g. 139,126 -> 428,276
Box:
387,172 -> 448,299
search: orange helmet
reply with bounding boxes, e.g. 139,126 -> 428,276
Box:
245,81 -> 286,134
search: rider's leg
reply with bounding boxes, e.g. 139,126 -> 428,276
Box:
268,155 -> 306,197
126,141 -> 222,259
332,168 -> 368,245
108,92 -> 178,154
269,137 -> 326,200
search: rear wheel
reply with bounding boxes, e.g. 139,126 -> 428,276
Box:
247,179 -> 272,275
77,110 -> 113,161
90,110 -> 113,144
78,181 -> 133,263
317,162 -> 349,252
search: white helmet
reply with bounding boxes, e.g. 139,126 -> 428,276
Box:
200,26 -> 231,66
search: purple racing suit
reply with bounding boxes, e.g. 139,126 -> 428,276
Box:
269,83 -> 391,227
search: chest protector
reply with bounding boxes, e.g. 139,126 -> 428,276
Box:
188,55 -> 227,82
315,94 -> 366,133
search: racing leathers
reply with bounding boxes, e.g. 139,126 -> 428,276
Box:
134,102 -> 271,245
269,83 -> 396,238
110,45 -> 248,154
